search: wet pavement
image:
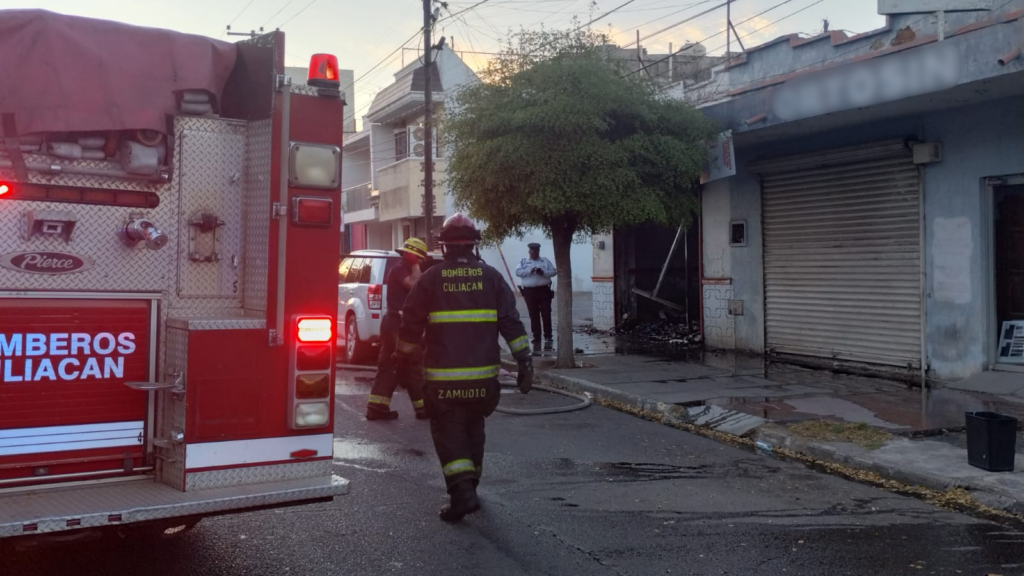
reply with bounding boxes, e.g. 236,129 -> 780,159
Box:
539,351 -> 1024,433
7,365 -> 1024,575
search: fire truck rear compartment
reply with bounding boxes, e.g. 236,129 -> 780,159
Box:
0,473 -> 349,538
0,19 -> 346,539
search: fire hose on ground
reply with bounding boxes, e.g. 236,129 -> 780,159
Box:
495,373 -> 592,415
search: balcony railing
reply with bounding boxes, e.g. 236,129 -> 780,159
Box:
343,183 -> 374,213
376,157 -> 446,222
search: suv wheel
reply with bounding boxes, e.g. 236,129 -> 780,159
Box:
344,314 -> 370,365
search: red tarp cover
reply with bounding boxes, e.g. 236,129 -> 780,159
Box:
0,10 -> 237,136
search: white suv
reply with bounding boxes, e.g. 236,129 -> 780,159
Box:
337,250 -> 441,364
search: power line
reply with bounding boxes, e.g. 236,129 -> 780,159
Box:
262,0 -> 297,28
623,0 -> 726,49
574,0 -> 641,32
637,0 -> 831,103
279,0 -> 320,28
228,0 -> 258,27
440,0 -> 496,23
626,0 -> 804,79
521,0 -> 586,28
343,30 -> 424,97
613,0 -> 715,46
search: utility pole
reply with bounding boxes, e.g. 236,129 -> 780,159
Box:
725,0 -> 731,68
423,0 -> 435,251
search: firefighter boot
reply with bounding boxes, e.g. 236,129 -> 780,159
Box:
366,407 -> 399,421
439,481 -> 481,523
544,339 -> 554,352
532,339 -> 542,356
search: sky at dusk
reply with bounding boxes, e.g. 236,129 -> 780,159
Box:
10,0 -> 888,126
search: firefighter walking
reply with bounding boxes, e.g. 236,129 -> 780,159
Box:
366,237 -> 430,421
396,214 -> 534,522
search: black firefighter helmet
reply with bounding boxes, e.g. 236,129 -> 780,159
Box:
438,213 -> 482,245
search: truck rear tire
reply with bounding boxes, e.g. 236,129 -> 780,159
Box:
343,315 -> 370,365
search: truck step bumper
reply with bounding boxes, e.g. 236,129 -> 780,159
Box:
0,474 -> 349,538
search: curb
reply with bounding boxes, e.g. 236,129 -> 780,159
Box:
502,359 -> 765,436
510,359 -> 1024,519
753,425 -> 1024,517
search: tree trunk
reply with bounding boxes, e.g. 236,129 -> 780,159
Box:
551,222 -> 576,369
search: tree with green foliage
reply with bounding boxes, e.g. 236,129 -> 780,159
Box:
443,26 -> 717,368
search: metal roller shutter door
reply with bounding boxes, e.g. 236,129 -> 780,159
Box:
754,140 -> 922,368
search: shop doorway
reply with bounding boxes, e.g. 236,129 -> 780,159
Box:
991,181 -> 1024,369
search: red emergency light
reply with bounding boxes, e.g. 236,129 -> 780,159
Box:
296,317 -> 332,343
291,196 -> 333,227
0,183 -> 11,196
308,54 -> 340,89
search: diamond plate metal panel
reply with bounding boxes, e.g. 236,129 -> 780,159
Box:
167,317 -> 266,331
0,201 -> 176,292
0,474 -> 349,537
176,126 -> 246,299
243,119 -> 272,313
156,326 -> 188,492
185,460 -> 332,491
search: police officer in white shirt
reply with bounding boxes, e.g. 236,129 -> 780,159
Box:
515,243 -> 557,353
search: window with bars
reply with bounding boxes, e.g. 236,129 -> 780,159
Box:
394,129 -> 408,162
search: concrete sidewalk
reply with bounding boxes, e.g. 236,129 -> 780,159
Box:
512,351 -> 1024,516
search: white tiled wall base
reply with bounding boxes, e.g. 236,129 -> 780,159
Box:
593,280 -> 614,331
703,280 -> 735,349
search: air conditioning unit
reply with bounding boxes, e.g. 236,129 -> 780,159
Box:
410,126 -> 426,158
409,125 -> 438,158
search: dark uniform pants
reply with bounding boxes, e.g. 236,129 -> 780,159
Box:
521,286 -> 553,342
425,380 -> 500,492
369,312 -> 425,413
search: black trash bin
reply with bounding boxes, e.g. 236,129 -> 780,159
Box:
965,412 -> 1018,472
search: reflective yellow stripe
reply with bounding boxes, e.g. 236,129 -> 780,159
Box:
425,365 -> 500,382
413,399 -> 425,409
442,459 -> 476,477
508,335 -> 530,353
368,394 -> 391,406
428,309 -> 498,324
396,340 -> 418,354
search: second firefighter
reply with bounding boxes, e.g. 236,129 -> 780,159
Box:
366,237 -> 429,421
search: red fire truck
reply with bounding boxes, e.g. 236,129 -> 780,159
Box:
0,11 -> 347,545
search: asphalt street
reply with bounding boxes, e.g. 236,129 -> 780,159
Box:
5,364 -> 1024,576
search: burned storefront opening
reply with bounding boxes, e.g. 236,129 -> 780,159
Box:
613,220 -> 702,350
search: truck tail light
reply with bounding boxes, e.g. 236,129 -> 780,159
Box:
297,317 -> 332,343
296,345 -> 332,371
295,402 -> 330,428
290,316 -> 334,430
368,284 -> 382,310
291,196 -> 333,227
296,374 -> 331,399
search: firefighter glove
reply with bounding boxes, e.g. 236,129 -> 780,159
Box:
516,358 -> 534,394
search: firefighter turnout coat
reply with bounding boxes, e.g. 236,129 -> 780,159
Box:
397,254 -> 532,402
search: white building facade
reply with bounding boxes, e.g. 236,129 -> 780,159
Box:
341,49 -> 594,293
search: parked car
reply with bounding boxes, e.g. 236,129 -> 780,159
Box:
337,249 -> 442,364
